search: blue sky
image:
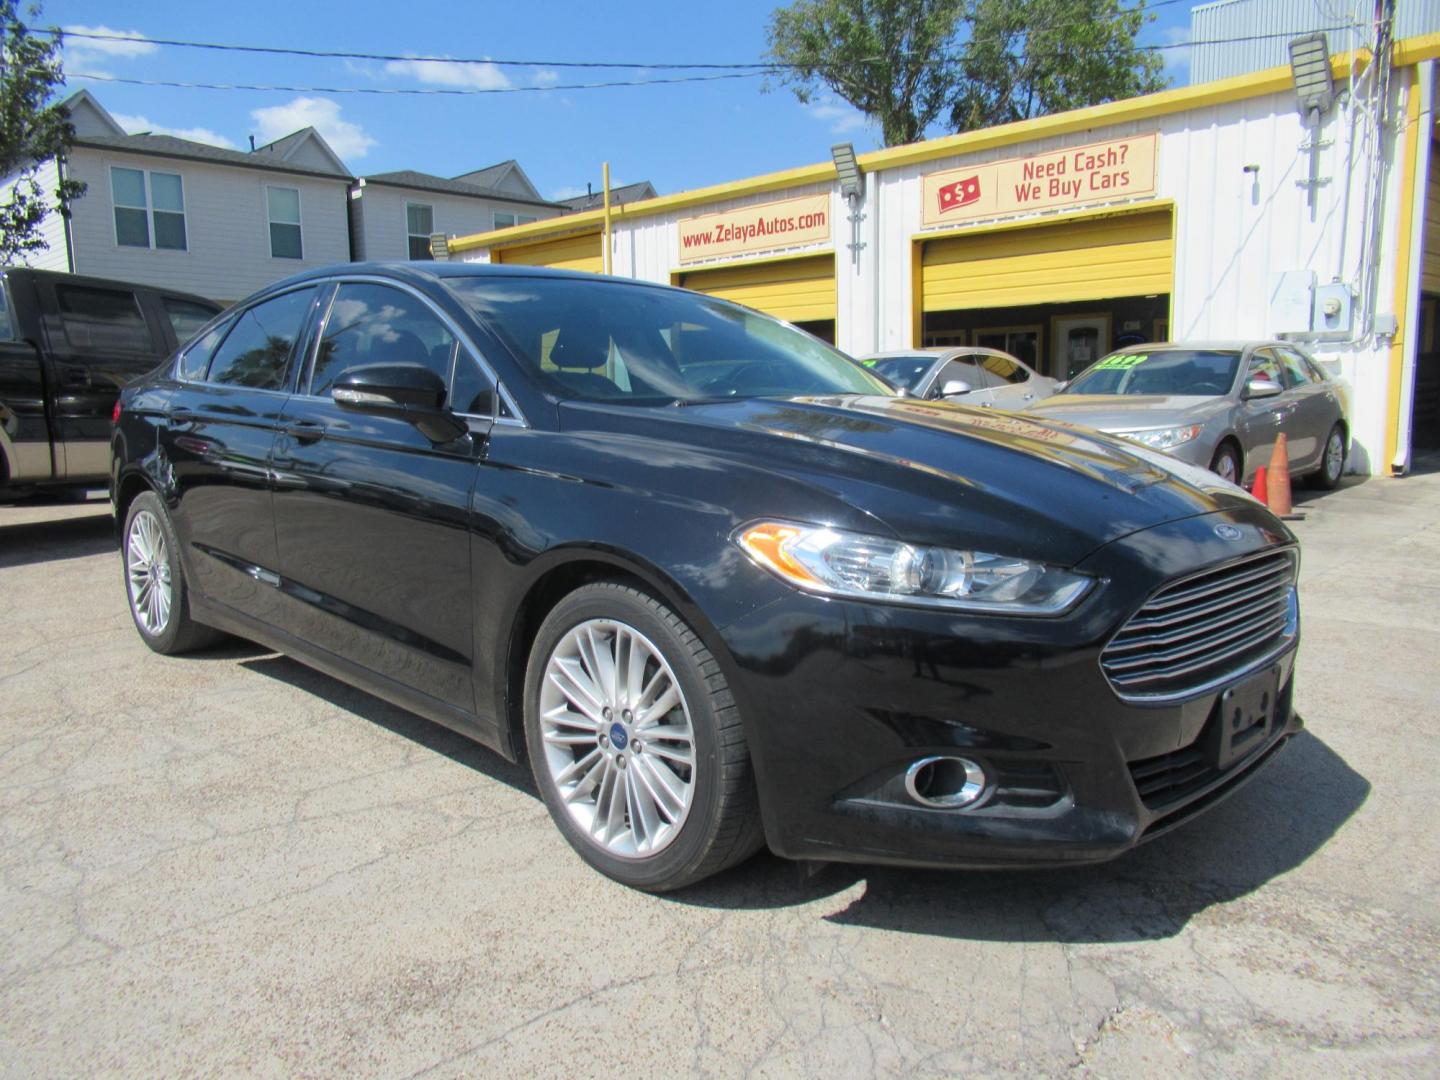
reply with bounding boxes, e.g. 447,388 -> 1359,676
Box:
43,0 -> 1194,201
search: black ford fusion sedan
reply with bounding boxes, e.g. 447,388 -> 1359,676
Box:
111,262 -> 1302,891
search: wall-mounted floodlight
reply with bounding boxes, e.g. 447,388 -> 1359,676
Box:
1288,33 -> 1335,119
831,142 -> 864,200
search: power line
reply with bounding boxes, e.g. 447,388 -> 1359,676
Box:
63,69 -> 770,95
30,1 -> 1213,75
54,26 -> 1361,98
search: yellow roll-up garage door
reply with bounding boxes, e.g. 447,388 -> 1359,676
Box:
677,254 -> 836,323
493,231 -> 603,274
922,210 -> 1173,312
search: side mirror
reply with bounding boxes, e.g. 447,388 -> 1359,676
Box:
940,379 -> 973,396
331,363 -> 469,443
1244,378 -> 1282,400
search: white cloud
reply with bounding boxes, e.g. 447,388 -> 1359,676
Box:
805,94 -> 870,135
383,56 -> 511,90
1160,26 -> 1191,81
62,24 -> 157,59
549,184 -> 588,201
251,97 -> 377,159
112,112 -> 238,149
532,69 -> 560,88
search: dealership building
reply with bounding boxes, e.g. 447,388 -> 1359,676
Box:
445,27 -> 1440,477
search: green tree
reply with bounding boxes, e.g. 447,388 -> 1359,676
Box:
765,0 -> 966,147
1,1 -> 85,263
764,0 -> 1167,147
950,0 -> 1166,132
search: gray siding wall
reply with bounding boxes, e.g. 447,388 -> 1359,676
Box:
63,147 -> 350,303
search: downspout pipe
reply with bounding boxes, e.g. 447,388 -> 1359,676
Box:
1391,59 -> 1434,475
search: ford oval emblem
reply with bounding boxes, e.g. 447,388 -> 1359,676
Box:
1214,524 -> 1243,541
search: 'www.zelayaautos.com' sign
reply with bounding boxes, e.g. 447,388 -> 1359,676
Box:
678,194 -> 831,265
920,133 -> 1159,228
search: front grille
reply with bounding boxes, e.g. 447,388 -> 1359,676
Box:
1102,549 -> 1297,702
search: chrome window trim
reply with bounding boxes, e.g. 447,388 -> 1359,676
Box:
301,274 -> 526,428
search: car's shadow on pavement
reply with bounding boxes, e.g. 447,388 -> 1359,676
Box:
674,731 -> 1368,944
234,648 -> 1367,943
239,652 -> 536,795
0,510 -> 115,569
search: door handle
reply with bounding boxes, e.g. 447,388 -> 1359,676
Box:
1022,393 -> 1034,400
171,408 -> 196,423
283,419 -> 325,443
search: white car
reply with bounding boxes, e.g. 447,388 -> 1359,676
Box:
860,347 -> 1057,410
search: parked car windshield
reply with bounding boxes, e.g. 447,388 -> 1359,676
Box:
445,275 -> 892,405
863,356 -> 935,391
1064,349 -> 1243,397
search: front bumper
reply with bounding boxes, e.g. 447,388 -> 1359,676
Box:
718,504 -> 1300,869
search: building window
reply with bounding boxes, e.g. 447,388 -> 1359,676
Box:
493,211 -> 539,230
407,203 -> 434,260
267,186 -> 303,260
111,167 -> 187,251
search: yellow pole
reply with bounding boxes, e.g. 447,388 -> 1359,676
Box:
1384,66 -> 1422,474
602,162 -> 612,275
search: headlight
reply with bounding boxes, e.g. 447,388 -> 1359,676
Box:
735,522 -> 1093,615
1112,424 -> 1203,451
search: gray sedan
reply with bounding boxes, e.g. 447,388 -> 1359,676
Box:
1023,341 -> 1350,488
860,347 -> 1056,410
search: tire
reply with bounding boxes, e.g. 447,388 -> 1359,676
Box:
523,582 -> 764,891
1307,424 -> 1346,490
1209,442 -> 1242,486
122,491 -> 223,655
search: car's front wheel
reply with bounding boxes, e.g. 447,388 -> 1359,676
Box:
1210,442 -> 1242,486
122,491 -> 222,655
523,582 -> 763,891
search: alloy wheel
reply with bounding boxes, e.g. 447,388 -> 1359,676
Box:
538,618 -> 696,858
1325,430 -> 1344,483
126,509 -> 173,636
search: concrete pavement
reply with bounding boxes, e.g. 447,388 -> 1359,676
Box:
1,472 -> 1437,1076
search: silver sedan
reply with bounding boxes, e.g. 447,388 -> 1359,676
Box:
1023,341 -> 1350,489
860,347 -> 1057,410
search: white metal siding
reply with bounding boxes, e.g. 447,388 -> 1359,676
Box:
62,147 -> 350,302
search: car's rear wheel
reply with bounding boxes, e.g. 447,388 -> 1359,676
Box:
1210,442 -> 1242,486
1307,424 -> 1346,490
123,491 -> 222,654
523,582 -> 763,891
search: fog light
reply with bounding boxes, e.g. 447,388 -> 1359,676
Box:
904,756 -> 987,809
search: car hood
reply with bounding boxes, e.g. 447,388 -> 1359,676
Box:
559,394 -> 1264,567
1021,394 -> 1228,430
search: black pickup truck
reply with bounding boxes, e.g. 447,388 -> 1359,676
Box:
0,268 -> 221,498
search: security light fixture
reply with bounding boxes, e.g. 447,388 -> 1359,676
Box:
831,142 -> 864,201
1288,33 -> 1335,119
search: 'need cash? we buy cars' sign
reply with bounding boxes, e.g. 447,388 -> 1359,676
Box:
920,133 -> 1159,228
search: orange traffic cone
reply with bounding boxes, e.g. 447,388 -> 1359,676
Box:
1251,465 -> 1268,506
1267,434 -> 1293,516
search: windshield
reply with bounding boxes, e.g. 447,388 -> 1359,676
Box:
1064,349 -> 1243,397
863,356 -> 936,391
445,276 -> 893,404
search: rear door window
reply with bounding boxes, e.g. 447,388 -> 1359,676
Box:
163,297 -> 221,346
1275,346 -> 1322,387
54,284 -> 155,352
978,353 -> 1029,384
931,358 -> 988,397
206,287 -> 316,390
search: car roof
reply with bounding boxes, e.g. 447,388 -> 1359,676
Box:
1107,340 -> 1274,353
862,347 -> 1020,362
256,260 -> 677,295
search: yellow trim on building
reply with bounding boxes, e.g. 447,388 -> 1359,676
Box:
446,36 -> 1440,258
1385,65 -> 1425,474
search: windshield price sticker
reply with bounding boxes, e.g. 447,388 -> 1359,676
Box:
1095,354 -> 1148,371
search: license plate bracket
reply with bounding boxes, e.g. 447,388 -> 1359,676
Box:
1203,666 -> 1281,771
